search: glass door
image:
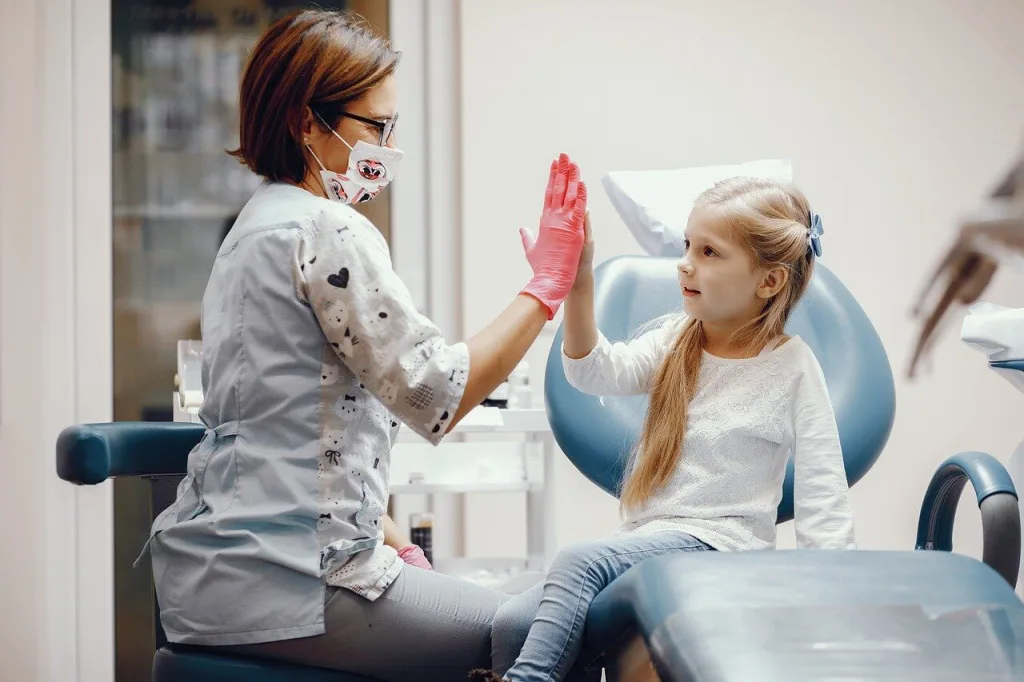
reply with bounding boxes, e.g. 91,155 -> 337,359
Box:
110,2 -> 390,678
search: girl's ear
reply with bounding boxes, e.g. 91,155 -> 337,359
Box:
756,267 -> 789,300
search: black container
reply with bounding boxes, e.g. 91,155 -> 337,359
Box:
409,512 -> 433,565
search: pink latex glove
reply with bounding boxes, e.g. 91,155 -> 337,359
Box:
520,153 -> 588,319
397,543 -> 433,570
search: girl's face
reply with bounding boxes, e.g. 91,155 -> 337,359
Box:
676,207 -> 779,333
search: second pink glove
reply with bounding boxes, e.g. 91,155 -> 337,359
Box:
397,543 -> 433,570
519,153 -> 588,319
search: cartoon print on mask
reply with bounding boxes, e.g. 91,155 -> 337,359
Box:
309,127 -> 404,206
357,158 -> 387,183
326,176 -> 349,203
300,255 -> 317,272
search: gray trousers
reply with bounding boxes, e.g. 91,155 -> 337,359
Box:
225,565 -> 506,681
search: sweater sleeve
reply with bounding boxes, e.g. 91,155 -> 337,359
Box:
561,317 -> 681,396
791,347 -> 857,549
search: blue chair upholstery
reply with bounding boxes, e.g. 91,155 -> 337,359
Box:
916,451 -> 1021,586
56,423 -> 382,682
543,256 -> 1024,678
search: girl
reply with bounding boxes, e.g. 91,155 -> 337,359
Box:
476,176 -> 856,682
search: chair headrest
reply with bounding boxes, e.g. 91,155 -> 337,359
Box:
602,159 -> 793,258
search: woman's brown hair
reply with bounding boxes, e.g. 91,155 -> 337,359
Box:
229,10 -> 400,184
620,177 -> 817,514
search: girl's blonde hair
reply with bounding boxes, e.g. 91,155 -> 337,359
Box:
619,176 -> 818,514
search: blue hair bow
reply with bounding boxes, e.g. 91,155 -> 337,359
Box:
808,212 -> 824,258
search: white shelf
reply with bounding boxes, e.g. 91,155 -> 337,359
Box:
394,407 -> 550,442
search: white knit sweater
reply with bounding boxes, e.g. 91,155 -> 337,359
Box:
562,319 -> 856,551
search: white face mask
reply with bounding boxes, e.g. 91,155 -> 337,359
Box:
307,128 -> 404,205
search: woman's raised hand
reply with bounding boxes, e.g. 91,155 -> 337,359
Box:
519,153 -> 588,319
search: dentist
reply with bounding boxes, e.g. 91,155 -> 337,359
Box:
143,9 -> 587,681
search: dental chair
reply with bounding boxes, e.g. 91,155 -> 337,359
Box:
54,257 -> 1024,682
543,256 -> 1024,680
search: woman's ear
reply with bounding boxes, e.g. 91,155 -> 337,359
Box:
300,107 -> 316,140
756,267 -> 789,300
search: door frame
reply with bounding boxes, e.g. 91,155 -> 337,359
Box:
70,0 -> 116,678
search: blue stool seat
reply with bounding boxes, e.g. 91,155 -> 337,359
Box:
154,645 -> 382,682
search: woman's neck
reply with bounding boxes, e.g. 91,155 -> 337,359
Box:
297,169 -> 328,199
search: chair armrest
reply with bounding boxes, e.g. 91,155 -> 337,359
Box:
916,451 -> 1020,587
56,422 -> 205,484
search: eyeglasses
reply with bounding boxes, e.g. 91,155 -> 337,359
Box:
335,111 -> 399,147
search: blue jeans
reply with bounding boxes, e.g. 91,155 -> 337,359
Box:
492,530 -> 713,681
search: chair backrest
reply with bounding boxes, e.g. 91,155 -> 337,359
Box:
544,255 -> 896,522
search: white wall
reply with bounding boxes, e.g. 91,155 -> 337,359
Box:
1,0 -> 113,679
459,0 -> 1024,557
0,2 -> 48,677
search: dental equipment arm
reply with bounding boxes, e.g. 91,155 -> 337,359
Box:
908,146 -> 1024,377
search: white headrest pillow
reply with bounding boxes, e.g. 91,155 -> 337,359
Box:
601,159 -> 793,257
